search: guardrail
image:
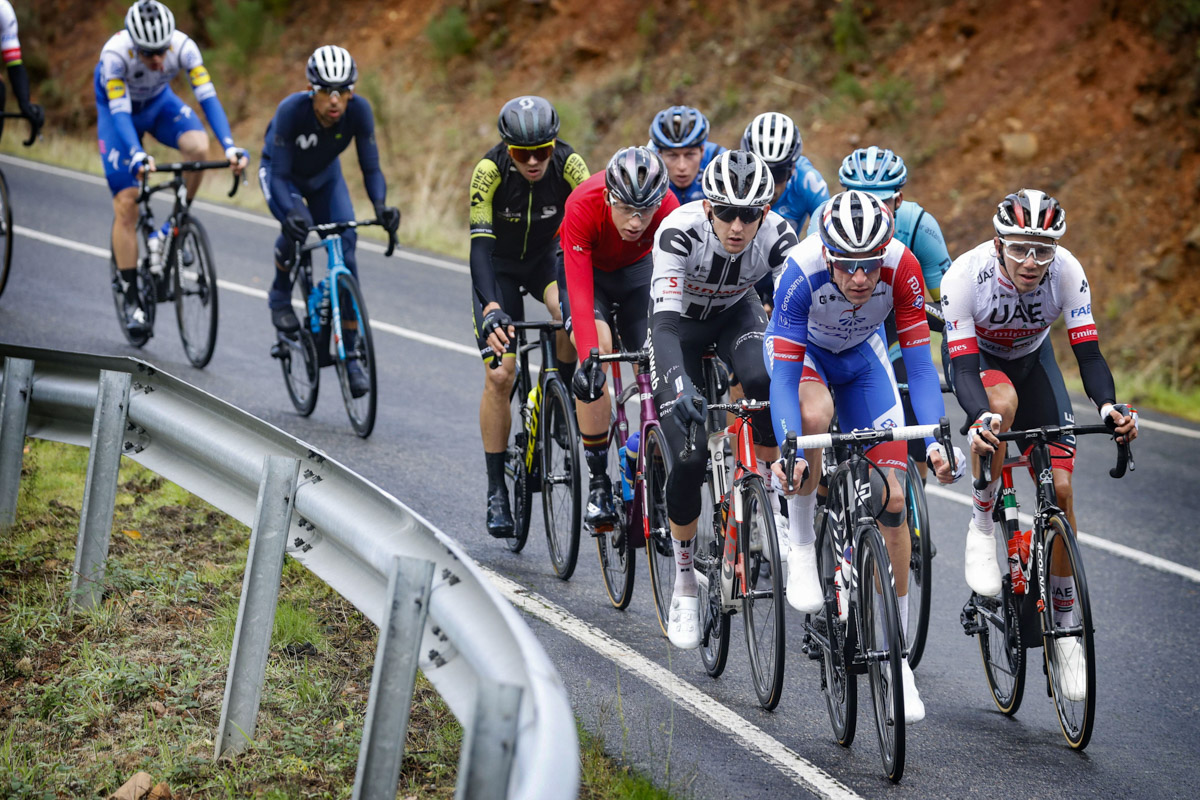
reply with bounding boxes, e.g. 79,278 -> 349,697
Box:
0,343 -> 579,800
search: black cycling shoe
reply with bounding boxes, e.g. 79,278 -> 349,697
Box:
345,360 -> 370,398
124,295 -> 150,336
584,476 -> 618,530
272,306 -> 300,333
486,485 -> 515,538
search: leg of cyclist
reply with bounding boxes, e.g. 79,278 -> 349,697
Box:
260,165 -> 309,332
965,365 -> 1018,597
98,99 -> 150,334
147,89 -> 207,242
539,258 -> 577,388
574,318 -> 616,527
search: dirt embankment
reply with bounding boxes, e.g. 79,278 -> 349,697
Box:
17,0 -> 1200,392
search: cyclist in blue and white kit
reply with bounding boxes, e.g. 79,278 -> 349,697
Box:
259,45 -> 400,397
96,1 -> 247,335
1,0 -> 44,138
808,147 -> 953,480
647,105 -> 725,204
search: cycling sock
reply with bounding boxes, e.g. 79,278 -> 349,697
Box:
582,435 -> 609,484
786,492 -> 817,547
272,264 -> 293,294
484,451 -> 506,492
897,592 -> 909,640
672,537 -> 697,597
1049,575 -> 1079,627
972,478 -> 1000,531
120,268 -> 138,299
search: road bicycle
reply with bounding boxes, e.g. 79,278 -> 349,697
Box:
960,422 -> 1131,750
0,109 -> 41,299
270,219 -> 394,438
108,160 -> 239,367
800,418 -> 956,782
483,320 -> 582,575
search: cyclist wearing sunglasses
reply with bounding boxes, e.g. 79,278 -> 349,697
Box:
470,95 -> 590,538
562,146 -> 677,529
742,112 -> 829,244
259,44 -> 400,399
942,190 -> 1138,615
767,190 -> 963,723
644,150 -> 798,649
647,105 -> 726,204
96,0 -> 248,335
1,1 -> 44,138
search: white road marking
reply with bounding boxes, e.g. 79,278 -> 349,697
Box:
483,567 -> 863,800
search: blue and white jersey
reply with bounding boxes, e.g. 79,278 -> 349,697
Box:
772,156 -> 829,233
650,140 -> 726,204
1,1 -> 21,65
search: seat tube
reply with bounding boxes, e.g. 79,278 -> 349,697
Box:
1029,442 -> 1056,510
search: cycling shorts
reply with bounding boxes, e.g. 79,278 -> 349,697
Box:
557,251 -> 653,354
259,159 -> 359,280
979,338 -> 1077,473
97,87 -> 205,194
471,249 -> 559,356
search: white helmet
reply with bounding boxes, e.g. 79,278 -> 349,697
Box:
702,150 -> 774,208
125,1 -> 175,52
306,45 -> 358,89
993,189 -> 1066,239
740,112 -> 803,166
818,190 -> 895,255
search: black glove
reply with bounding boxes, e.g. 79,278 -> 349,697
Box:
21,103 -> 43,135
572,355 -> 606,402
374,204 -> 401,234
284,209 -> 311,243
481,307 -> 512,340
669,383 -> 706,436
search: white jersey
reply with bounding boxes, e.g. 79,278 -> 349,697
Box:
940,240 -> 1099,361
97,29 -> 213,114
650,201 -> 798,320
0,0 -> 20,65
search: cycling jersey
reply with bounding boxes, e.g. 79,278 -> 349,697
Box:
773,156 -> 829,233
1,1 -> 20,65
469,140 -> 589,308
650,141 -> 726,204
561,171 -> 679,361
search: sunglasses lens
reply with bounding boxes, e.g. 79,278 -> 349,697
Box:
509,144 -> 554,164
712,205 -> 763,224
828,253 -> 884,274
140,47 -> 168,57
1003,241 -> 1056,264
769,164 -> 792,183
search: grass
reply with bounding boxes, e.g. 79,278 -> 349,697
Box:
0,439 -> 674,798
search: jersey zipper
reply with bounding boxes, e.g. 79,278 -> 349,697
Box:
521,184 -> 533,260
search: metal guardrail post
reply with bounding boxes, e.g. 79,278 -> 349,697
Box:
214,455 -> 299,759
455,678 -> 524,800
0,357 -> 35,529
69,369 -> 132,611
352,555 -> 436,800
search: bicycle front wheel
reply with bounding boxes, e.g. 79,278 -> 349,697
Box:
858,523 -> 906,782
1042,514 -> 1096,749
976,575 -> 1027,715
173,217 -> 219,368
0,170 -> 13,297
641,424 -> 674,634
814,506 -> 856,747
904,456 -> 933,669
740,475 -> 786,710
541,376 -> 582,580
504,377 -> 533,553
596,423 -> 635,608
333,273 -> 377,438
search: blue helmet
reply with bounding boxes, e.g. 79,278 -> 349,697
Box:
649,105 -> 710,149
838,146 -> 908,196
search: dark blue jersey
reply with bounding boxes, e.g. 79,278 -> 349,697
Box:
261,92 -> 385,214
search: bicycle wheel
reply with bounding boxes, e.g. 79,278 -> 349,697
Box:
642,424 -> 676,635
172,217 -> 219,368
596,424 -> 635,608
975,575 -> 1027,715
108,235 -> 155,348
541,377 -> 582,580
504,376 -> 533,553
739,475 -> 786,710
814,504 -> 857,747
1042,514 -> 1096,749
858,523 -> 906,783
0,169 -> 13,297
332,272 -> 377,438
904,456 -> 932,669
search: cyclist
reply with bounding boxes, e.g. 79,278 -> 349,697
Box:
563,146 -> 678,530
767,190 -> 962,723
96,0 -> 247,336
647,105 -> 725,204
648,151 -> 798,651
472,95 -> 590,538
941,190 -> 1137,697
742,112 -> 828,239
809,146 -> 953,482
259,45 -> 400,398
1,0 -> 44,139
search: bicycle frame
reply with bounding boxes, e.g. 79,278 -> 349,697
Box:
486,320 -> 565,483
137,161 -> 238,291
606,353 -> 660,549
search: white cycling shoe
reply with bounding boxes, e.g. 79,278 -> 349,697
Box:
900,659 -> 925,723
1053,638 -> 1087,702
965,521 -> 1002,597
668,593 -> 701,650
786,544 -> 824,614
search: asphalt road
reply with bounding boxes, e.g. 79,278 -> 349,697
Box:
3,154 -> 1199,799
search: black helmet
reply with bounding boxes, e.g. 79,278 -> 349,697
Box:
605,147 -> 669,208
497,96 -> 560,147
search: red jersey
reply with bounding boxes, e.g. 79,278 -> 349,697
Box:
562,172 -> 679,362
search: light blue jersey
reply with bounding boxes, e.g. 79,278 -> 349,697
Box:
773,156 -> 829,233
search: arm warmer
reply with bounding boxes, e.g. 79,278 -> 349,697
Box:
1072,339 -> 1116,410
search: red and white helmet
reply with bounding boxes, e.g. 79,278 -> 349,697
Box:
993,189 -> 1066,239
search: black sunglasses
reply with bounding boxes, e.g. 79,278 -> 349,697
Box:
711,204 -> 764,224
138,46 -> 169,57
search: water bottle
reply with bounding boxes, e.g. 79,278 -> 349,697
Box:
619,431 -> 639,502
147,232 -> 164,275
1008,529 -> 1032,594
317,279 -> 331,329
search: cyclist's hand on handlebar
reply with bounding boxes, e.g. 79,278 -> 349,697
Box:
481,307 -> 514,354
284,209 -> 311,243
225,146 -> 250,175
20,103 -> 44,138
1102,402 -> 1139,445
571,354 -> 606,402
771,457 -> 809,496
374,204 -> 401,234
130,151 -> 155,178
968,411 -> 1002,456
927,441 -> 966,484
669,383 -> 706,436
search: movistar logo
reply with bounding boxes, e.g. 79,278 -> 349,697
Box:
296,134 -> 318,150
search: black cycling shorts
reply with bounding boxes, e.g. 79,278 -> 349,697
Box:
557,251 -> 654,353
980,338 -> 1078,472
471,249 -> 558,355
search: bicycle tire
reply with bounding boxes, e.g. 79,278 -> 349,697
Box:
332,272 -> 377,438
1042,513 -> 1096,749
740,474 -> 786,710
904,456 -> 933,669
976,575 -> 1027,715
642,424 -> 676,634
108,233 -> 155,348
815,502 -> 856,747
596,423 -> 635,608
542,376 -> 582,580
504,377 -> 533,553
0,170 -> 13,297
858,523 -> 906,782
172,217 -> 219,368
